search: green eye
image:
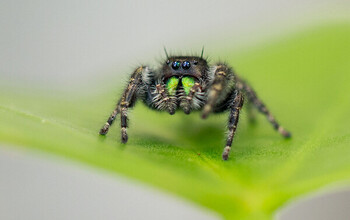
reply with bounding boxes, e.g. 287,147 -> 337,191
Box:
166,76 -> 179,95
182,76 -> 195,95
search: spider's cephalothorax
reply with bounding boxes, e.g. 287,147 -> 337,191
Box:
99,53 -> 291,160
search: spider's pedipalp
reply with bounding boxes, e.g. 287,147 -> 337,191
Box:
179,82 -> 204,114
153,83 -> 177,114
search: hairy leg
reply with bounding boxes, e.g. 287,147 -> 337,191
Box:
202,64 -> 234,118
223,90 -> 244,160
99,66 -> 149,143
99,101 -> 120,135
245,101 -> 257,124
236,77 -> 291,138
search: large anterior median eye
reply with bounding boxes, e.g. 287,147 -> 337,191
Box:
181,76 -> 195,95
182,61 -> 191,69
166,76 -> 180,96
171,61 -> 181,70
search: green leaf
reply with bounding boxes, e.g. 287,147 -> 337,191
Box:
1,23 -> 350,219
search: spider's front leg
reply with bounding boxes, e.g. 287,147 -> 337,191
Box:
201,63 -> 240,160
202,64 -> 234,118
223,90 -> 244,160
99,66 -> 149,143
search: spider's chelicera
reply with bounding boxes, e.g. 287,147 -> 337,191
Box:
99,50 -> 291,160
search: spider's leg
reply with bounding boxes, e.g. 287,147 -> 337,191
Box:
154,83 -> 177,114
202,64 -> 233,118
236,78 -> 291,138
223,90 -> 244,160
99,66 -> 148,143
245,101 -> 257,124
180,82 -> 203,114
99,101 -> 120,135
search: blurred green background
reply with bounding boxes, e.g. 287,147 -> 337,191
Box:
1,1 -> 350,219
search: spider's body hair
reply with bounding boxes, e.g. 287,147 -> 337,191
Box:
99,54 -> 291,160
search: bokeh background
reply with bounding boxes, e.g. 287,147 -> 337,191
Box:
1,1 -> 350,219
1,0 -> 349,90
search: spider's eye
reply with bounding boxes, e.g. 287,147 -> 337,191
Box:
171,61 -> 181,70
166,60 -> 170,64
182,61 -> 191,70
193,60 -> 198,65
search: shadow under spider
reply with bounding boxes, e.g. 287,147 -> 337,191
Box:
174,116 -> 226,152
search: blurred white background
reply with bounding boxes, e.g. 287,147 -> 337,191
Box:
1,0 -> 349,91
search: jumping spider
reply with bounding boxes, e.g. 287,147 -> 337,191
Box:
99,50 -> 291,160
